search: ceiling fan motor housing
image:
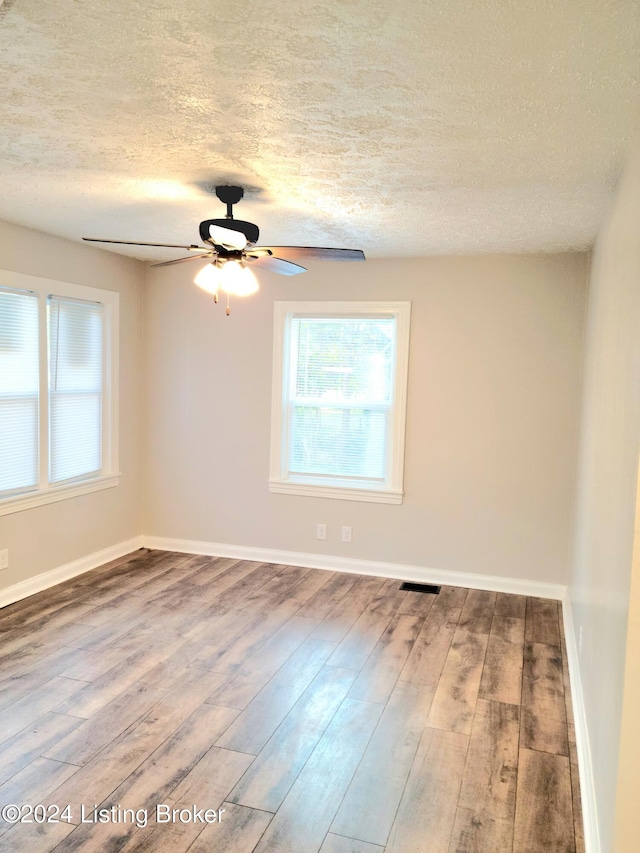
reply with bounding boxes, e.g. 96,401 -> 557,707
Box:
199,218 -> 260,245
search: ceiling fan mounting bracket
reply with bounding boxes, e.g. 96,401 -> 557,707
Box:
215,185 -> 244,218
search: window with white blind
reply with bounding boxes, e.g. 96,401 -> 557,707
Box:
0,289 -> 40,495
270,302 -> 411,503
49,296 -> 104,483
0,271 -> 119,516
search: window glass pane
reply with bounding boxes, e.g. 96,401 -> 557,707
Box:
292,317 -> 394,404
287,317 -> 394,481
289,406 -> 387,478
0,288 -> 39,493
48,296 -> 103,482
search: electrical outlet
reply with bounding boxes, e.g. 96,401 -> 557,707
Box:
316,523 -> 327,541
0,549 -> 8,571
341,526 -> 352,543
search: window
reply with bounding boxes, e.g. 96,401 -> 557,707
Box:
49,296 -> 104,483
270,301 -> 411,504
0,288 -> 39,495
0,270 -> 119,516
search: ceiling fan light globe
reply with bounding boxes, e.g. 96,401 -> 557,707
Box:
220,261 -> 259,297
194,262 -> 221,294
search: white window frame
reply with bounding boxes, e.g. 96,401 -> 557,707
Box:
0,269 -> 120,517
269,301 -> 411,504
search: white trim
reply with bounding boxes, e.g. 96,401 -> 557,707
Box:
562,595 -> 600,853
269,301 -> 411,504
0,536 -> 144,608
143,535 -> 567,600
0,473 -> 121,517
38,289 -> 49,488
0,530 -> 568,609
268,480 -> 403,504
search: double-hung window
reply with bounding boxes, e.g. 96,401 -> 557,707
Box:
270,301 -> 411,503
0,270 -> 119,515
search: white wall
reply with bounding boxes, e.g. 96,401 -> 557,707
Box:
144,252 -> 588,585
613,462 -> 640,852
0,220 -> 144,590
569,146 -> 640,853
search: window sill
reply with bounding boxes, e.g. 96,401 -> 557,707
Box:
0,474 -> 121,517
269,479 -> 403,505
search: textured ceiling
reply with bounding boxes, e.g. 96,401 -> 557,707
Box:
0,0 -> 638,260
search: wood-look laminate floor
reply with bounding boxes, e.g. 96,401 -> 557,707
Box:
0,550 -> 584,853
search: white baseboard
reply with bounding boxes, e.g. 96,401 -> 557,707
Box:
0,534 -> 567,612
562,595 -> 600,853
143,535 -> 567,600
0,536 -> 145,609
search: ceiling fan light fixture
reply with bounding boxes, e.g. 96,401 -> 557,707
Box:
219,260 -> 259,297
193,259 -> 258,299
193,261 -> 221,294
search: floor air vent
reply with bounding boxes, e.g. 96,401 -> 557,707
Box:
399,582 -> 441,594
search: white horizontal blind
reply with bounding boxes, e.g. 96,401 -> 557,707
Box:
0,288 -> 40,495
287,316 -> 395,482
48,295 -> 104,483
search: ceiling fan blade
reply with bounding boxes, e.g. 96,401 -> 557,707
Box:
245,254 -> 307,276
252,246 -> 365,262
83,238 -> 207,250
150,253 -> 215,268
209,224 -> 248,251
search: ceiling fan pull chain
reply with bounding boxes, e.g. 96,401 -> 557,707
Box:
226,291 -> 231,316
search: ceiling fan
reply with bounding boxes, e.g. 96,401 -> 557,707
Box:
83,186 -> 366,313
